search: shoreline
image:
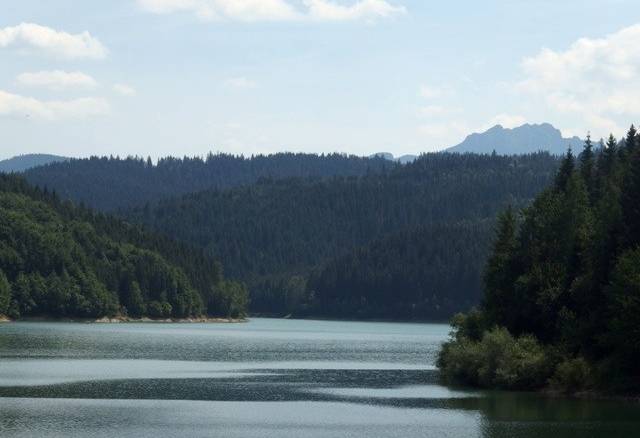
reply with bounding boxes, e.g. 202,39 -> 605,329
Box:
0,315 -> 247,324
249,313 -> 451,324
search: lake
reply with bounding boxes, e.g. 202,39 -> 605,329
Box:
0,318 -> 638,437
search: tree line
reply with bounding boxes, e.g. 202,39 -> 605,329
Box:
24,152 -> 394,211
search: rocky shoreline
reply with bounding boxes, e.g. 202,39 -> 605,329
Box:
94,316 -> 247,324
0,315 -> 247,324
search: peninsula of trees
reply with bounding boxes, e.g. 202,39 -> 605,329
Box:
0,174 -> 247,320
438,127 -> 640,394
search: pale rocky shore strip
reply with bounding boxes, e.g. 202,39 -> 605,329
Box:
0,315 -> 247,324
94,316 -> 247,324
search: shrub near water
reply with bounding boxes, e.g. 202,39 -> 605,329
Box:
437,314 -> 553,390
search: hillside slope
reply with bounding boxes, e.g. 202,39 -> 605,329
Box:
0,154 -> 69,173
127,152 -> 559,318
0,175 -> 246,319
24,153 -> 395,211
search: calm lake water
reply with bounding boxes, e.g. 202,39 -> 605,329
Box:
0,318 -> 638,437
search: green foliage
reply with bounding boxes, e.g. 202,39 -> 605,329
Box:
215,281 -> 249,318
450,309 -> 487,341
482,207 -> 518,326
307,222 -> 494,319
0,269 -> 10,315
124,281 -> 146,317
441,124 -> 640,393
125,152 -> 557,317
24,153 -> 394,212
620,148 -> 640,250
608,247 -> 640,368
548,357 -> 593,393
0,174 -> 245,319
438,326 -> 552,390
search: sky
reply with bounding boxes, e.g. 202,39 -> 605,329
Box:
1,0 -> 640,160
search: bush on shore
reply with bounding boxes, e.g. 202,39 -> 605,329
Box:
437,312 -> 596,393
438,314 -> 554,390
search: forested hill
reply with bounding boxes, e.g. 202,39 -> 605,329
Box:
438,127 -> 640,393
0,174 -> 247,320
127,152 -> 559,319
305,221 -> 495,320
0,154 -> 69,173
23,153 -> 395,212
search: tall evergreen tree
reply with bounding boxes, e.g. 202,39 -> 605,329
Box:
580,134 -> 596,202
0,269 -> 10,316
620,148 -> 640,250
623,124 -> 637,157
555,148 -> 575,192
608,247 -> 640,389
482,206 -> 518,326
601,135 -> 618,177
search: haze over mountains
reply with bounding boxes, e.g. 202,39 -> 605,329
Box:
447,123 -> 583,155
2,123 -> 581,177
0,154 -> 69,173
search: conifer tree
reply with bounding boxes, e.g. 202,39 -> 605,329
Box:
623,124 -> 637,157
620,149 -> 640,250
555,148 -> 575,192
580,134 -> 596,202
0,269 -> 10,316
482,206 -> 518,326
601,134 -> 618,177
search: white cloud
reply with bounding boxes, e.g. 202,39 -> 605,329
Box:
225,77 -> 257,89
16,70 -> 98,91
418,85 -> 441,99
517,23 -> 640,137
0,90 -> 110,120
304,0 -> 405,21
418,121 -> 470,150
113,83 -> 137,96
137,0 -> 298,21
483,113 -> 527,130
137,0 -> 404,22
0,23 -> 107,59
418,105 -> 460,117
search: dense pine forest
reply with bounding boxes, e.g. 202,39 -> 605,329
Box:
11,150 -> 562,320
306,222 -> 494,320
0,174 -> 247,320
23,153 -> 393,211
126,152 -> 559,318
438,127 -> 640,393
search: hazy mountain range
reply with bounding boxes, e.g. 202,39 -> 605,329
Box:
369,153 -> 418,164
446,123 -> 583,155
0,154 -> 69,173
2,123 -> 582,175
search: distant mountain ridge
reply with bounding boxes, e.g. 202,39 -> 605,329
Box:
0,154 -> 69,173
447,123 -> 583,155
370,152 -> 417,164
24,153 -> 395,211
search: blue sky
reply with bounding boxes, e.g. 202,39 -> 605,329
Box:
2,0 -> 640,160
